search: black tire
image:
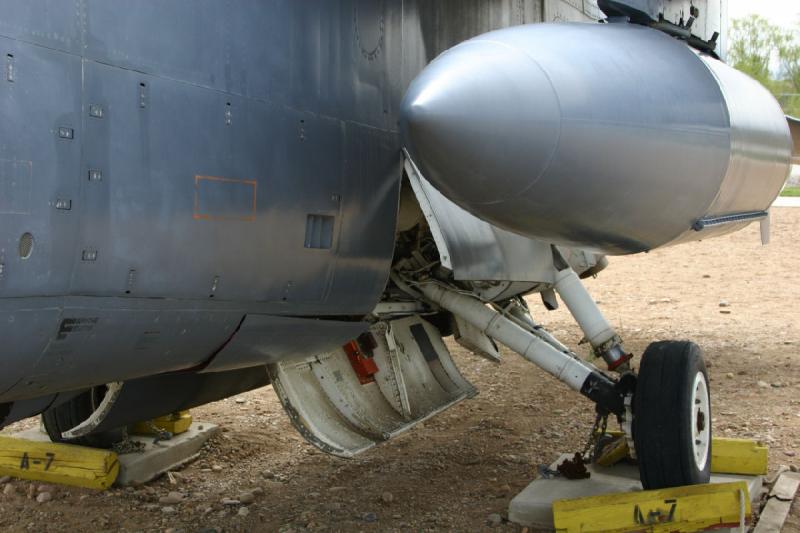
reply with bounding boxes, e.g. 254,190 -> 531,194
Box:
42,388 -> 126,449
633,341 -> 712,489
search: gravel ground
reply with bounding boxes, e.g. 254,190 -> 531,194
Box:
1,208 -> 799,532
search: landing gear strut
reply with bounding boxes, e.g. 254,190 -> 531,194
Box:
414,268 -> 713,490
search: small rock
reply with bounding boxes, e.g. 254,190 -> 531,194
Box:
211,465 -> 223,473
785,450 -> 797,457
36,492 -> 52,503
221,498 -> 240,506
772,383 -> 782,388
719,300 -> 730,308
726,372 -> 734,379
381,491 -> 394,504
36,485 -> 51,494
791,465 -> 798,472
720,310 -> 731,314
487,513 -> 503,527
238,507 -> 250,517
362,512 -> 378,523
238,492 -> 256,505
263,480 -> 284,491
757,381 -> 770,388
0,476 -> 11,484
702,274 -> 711,279
251,487 -> 265,496
2,483 -> 14,496
159,492 -> 184,505
161,506 -> 177,514
235,398 -> 246,404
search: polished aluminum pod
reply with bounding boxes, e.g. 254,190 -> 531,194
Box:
401,22 -> 793,255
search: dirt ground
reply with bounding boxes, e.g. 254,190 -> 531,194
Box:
1,208 -> 799,532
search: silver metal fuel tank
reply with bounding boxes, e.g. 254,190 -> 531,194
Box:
401,22 -> 793,255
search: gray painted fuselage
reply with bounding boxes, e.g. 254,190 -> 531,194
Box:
0,1 -> 742,415
0,1 -> 561,406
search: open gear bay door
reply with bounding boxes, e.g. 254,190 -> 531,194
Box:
268,316 -> 477,457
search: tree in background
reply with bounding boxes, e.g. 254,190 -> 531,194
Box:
728,15 -> 800,117
778,32 -> 800,117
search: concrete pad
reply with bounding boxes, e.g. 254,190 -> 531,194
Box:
773,197 -> 800,207
115,422 -> 219,486
14,422 -> 219,487
509,454 -> 763,531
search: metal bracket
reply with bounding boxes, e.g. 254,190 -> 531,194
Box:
622,393 -> 636,459
693,211 -> 769,232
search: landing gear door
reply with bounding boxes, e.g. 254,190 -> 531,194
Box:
268,316 -> 476,458
404,156 -> 556,283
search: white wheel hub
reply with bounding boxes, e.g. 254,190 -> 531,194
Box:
690,371 -> 710,471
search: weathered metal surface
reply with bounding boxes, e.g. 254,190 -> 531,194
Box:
204,315 -> 370,372
598,1 -> 725,47
788,116 -> 800,164
405,157 -> 557,283
2,304 -> 244,402
0,0 -> 742,419
267,317 -> 476,457
85,366 -> 269,435
401,22 -> 790,254
0,0 -> 422,403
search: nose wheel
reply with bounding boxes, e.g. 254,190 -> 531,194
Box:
633,341 -> 712,489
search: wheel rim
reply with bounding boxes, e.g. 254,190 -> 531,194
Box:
690,371 -> 711,471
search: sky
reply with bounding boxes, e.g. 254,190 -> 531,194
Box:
727,0 -> 800,30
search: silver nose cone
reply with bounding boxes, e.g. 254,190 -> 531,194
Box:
400,39 -> 561,207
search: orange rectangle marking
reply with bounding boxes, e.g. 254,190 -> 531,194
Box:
193,175 -> 257,222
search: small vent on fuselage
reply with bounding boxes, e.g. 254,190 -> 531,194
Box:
304,214 -> 334,249
18,232 -> 33,259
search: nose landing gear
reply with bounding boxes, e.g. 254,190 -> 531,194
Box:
411,268 -> 714,491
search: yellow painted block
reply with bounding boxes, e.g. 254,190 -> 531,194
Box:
595,436 -> 629,467
554,481 -> 750,533
711,438 -> 768,476
0,436 -> 118,490
597,432 -> 768,475
132,410 -> 192,436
